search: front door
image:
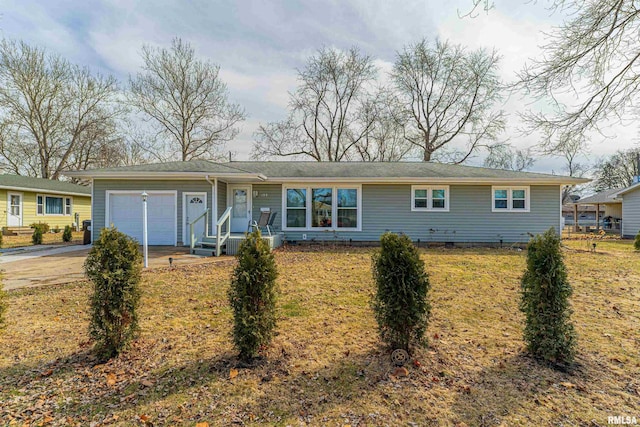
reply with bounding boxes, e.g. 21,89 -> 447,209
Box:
184,192 -> 207,244
228,185 -> 251,233
7,193 -> 22,226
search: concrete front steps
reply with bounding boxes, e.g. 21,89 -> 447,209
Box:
3,226 -> 33,236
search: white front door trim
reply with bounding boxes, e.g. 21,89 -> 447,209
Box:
183,192 -> 208,245
7,192 -> 23,227
105,190 -> 178,246
227,184 -> 252,233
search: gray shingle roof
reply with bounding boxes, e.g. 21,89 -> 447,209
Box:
575,188 -> 623,204
65,160 -> 589,184
0,174 -> 91,195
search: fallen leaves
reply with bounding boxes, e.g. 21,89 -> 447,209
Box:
106,373 -> 117,386
229,368 -> 238,379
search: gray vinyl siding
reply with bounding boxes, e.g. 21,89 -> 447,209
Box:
217,181 -> 227,219
622,189 -> 640,238
251,184 -> 561,244
92,179 -> 214,245
217,181 -> 228,234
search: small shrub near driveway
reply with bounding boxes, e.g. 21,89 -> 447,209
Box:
372,232 -> 431,353
634,231 -> 640,250
520,228 -> 576,365
32,228 -> 43,245
228,229 -> 278,361
85,227 -> 142,360
62,225 -> 73,242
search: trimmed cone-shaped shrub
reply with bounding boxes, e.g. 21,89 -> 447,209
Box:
85,227 -> 142,360
520,228 -> 576,365
634,231 -> 640,251
228,229 -> 278,360
32,227 -> 43,245
62,225 -> 73,242
372,232 -> 431,352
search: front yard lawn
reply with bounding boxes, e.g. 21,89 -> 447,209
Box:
0,241 -> 638,425
2,231 -> 85,249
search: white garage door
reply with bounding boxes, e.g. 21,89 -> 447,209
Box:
108,192 -> 176,245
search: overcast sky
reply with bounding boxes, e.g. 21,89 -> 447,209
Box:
2,0 -> 637,174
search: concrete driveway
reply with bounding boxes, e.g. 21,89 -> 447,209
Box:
1,245 -> 223,291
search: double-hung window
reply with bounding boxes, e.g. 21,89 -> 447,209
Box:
492,186 -> 529,212
283,185 -> 361,230
411,185 -> 449,212
285,188 -> 307,228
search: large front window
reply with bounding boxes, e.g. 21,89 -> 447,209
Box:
283,185 -> 360,230
37,195 -> 72,215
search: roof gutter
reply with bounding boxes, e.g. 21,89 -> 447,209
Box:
63,171 -> 267,181
0,185 -> 91,197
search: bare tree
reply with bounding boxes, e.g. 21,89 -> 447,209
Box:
253,47 -> 384,161
483,0 -> 640,154
129,38 -> 245,162
0,39 -> 122,179
354,90 -> 415,161
593,148 -> 640,192
554,137 -> 590,201
484,144 -> 534,171
391,38 -> 505,163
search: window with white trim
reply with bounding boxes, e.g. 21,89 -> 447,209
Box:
283,185 -> 360,230
492,186 -> 530,212
285,188 -> 307,228
411,185 -> 450,212
37,195 -> 72,216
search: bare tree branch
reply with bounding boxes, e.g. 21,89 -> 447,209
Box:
392,38 -> 505,163
129,38 -> 245,162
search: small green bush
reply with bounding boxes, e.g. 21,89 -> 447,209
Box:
372,232 -> 431,352
32,227 -> 43,245
85,227 -> 142,360
634,231 -> 640,251
228,229 -> 278,361
0,231 -> 3,248
520,228 -> 576,365
30,222 -> 50,234
62,225 -> 73,242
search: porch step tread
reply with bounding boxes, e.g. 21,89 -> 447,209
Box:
192,247 -> 218,257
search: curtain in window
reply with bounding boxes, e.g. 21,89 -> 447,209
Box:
46,197 -> 63,215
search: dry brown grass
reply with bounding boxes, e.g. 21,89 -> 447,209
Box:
0,241 -> 638,426
2,231 -> 85,249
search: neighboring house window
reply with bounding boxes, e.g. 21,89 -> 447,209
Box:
285,188 -> 307,228
37,195 -> 72,215
283,185 -> 361,230
411,185 -> 450,212
492,186 -> 530,212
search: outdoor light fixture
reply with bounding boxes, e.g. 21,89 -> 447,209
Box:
168,257 -> 173,267
142,191 -> 149,268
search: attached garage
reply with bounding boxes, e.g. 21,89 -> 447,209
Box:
106,191 -> 177,245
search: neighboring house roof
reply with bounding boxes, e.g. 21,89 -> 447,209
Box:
65,160 -> 589,185
576,188 -> 625,205
611,181 -> 640,197
562,204 -> 604,213
0,174 -> 91,196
